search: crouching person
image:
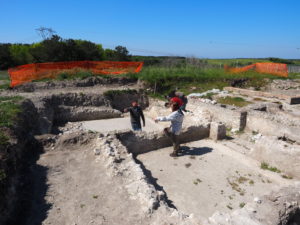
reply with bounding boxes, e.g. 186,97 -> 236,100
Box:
155,102 -> 184,157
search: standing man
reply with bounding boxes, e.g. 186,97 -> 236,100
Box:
124,101 -> 145,131
155,102 -> 184,157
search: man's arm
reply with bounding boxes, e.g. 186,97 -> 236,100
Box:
140,108 -> 145,126
124,107 -> 131,113
155,112 -> 176,122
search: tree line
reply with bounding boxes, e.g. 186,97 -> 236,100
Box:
0,35 -> 131,70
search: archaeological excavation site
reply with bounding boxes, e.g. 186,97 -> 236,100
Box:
0,77 -> 300,225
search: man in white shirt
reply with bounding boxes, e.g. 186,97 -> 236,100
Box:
155,102 -> 184,157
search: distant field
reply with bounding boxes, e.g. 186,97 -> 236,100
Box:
207,58 -> 300,66
206,58 -> 272,66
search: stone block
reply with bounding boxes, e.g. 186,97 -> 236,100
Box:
209,122 -> 226,141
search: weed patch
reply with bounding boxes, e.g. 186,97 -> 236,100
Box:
239,202 -> 246,208
217,96 -> 252,107
0,96 -> 23,128
260,162 -> 281,173
103,89 -> 138,99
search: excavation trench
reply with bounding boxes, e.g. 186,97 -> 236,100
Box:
117,132 -> 291,219
2,88 -> 300,225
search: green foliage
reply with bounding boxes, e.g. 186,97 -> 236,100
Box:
0,96 -> 23,128
281,174 -> 293,179
0,71 -> 9,80
199,92 -> 216,100
115,45 -> 130,61
268,57 -> 294,64
56,69 -> 94,80
0,132 -> 9,148
239,202 -> 246,208
126,64 -> 285,99
0,83 -> 10,90
217,96 -> 252,107
0,44 -> 13,70
260,162 -> 281,173
9,44 -> 33,65
103,89 -> 138,99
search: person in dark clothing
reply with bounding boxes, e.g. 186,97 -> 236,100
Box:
165,90 -> 189,112
124,101 -> 145,131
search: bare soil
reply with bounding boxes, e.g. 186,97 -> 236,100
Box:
25,143 -> 151,225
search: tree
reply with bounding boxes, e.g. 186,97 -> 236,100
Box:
0,44 -> 13,69
35,27 -> 56,40
9,44 -> 33,66
115,45 -> 130,61
74,40 -> 104,61
104,49 -> 117,61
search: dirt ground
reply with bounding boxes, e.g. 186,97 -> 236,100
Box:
1,78 -> 299,225
24,144 -> 152,225
137,139 -> 294,218
82,117 -> 164,133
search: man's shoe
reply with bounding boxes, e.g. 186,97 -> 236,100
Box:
169,152 -> 178,157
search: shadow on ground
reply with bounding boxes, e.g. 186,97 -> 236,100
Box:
178,146 -> 213,156
134,157 -> 177,209
6,140 -> 52,225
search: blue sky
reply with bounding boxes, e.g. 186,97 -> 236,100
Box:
0,0 -> 299,58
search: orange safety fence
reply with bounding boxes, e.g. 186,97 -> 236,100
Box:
8,61 -> 144,87
224,62 -> 288,77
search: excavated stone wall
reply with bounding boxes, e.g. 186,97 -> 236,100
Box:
32,91 -> 149,134
117,124 -> 210,154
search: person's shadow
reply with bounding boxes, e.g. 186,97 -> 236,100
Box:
177,146 -> 213,157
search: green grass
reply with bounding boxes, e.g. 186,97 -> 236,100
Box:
0,132 -> 9,148
126,65 -> 284,98
206,58 -> 272,67
0,71 -> 10,89
0,96 -> 23,128
217,96 -> 252,107
260,162 -> 281,173
0,71 -> 9,81
57,70 -> 94,80
199,92 -> 217,100
281,174 -> 293,179
103,89 -> 138,99
0,96 -> 23,148
239,202 -> 246,208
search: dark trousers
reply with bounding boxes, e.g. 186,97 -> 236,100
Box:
131,122 -> 142,131
164,128 -> 180,153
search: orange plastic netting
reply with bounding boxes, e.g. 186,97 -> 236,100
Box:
8,61 -> 144,87
224,62 -> 288,77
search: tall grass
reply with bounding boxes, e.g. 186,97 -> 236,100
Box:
130,65 -> 277,83
127,65 -> 278,95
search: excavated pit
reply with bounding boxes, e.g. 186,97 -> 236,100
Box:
134,139 -> 290,218
1,79 -> 300,225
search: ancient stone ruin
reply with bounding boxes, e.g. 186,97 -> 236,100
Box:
0,77 -> 300,225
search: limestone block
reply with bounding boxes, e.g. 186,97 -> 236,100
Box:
209,122 -> 226,141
